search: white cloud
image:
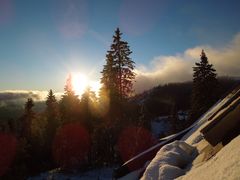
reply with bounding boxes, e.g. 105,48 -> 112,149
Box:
0,90 -> 63,107
134,33 -> 240,93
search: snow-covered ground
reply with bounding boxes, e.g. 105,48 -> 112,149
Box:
177,111 -> 188,121
151,116 -> 170,138
150,112 -> 188,138
28,167 -> 114,180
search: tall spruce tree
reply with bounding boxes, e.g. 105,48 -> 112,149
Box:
99,28 -> 136,164
101,28 -> 135,101
190,50 -> 218,122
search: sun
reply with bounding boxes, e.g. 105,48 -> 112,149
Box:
71,72 -> 101,97
72,73 -> 88,96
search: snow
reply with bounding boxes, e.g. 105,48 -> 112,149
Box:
141,141 -> 196,180
181,91 -> 236,145
118,169 -> 143,180
151,117 -> 170,138
28,167 -> 114,180
177,111 -> 188,121
182,87 -> 240,145
177,135 -> 240,180
140,87 -> 240,180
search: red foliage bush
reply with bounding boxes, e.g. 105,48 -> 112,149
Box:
0,132 -> 17,176
117,126 -> 157,164
52,123 -> 90,169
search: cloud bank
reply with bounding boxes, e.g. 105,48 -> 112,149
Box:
134,33 -> 240,93
0,90 -> 62,107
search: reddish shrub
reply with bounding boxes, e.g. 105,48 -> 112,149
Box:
52,123 -> 90,169
0,133 -> 17,176
117,126 -> 157,165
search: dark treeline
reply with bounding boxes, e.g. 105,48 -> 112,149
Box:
0,29 -> 239,179
134,76 -> 239,119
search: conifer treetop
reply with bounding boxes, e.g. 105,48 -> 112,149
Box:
100,28 -> 135,99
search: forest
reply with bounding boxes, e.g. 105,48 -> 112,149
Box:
0,28 -> 239,179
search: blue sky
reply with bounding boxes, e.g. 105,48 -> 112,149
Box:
0,0 -> 240,92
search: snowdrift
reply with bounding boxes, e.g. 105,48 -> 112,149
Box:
141,141 -> 195,180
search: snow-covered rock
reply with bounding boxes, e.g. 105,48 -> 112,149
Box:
141,141 -> 195,180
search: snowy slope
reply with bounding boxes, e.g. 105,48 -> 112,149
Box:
139,87 -> 240,180
177,135 -> 240,180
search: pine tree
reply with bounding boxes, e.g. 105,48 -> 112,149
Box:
21,98 -> 35,138
44,89 -> 59,166
46,90 -> 59,141
80,87 -> 97,132
46,89 -> 55,101
60,74 -> 80,123
101,28 -> 136,100
99,28 -> 136,164
101,53 -> 117,98
25,98 -> 34,113
64,74 -> 74,96
190,50 -> 218,122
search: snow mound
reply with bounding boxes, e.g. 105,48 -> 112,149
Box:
177,135 -> 240,180
141,141 -> 195,180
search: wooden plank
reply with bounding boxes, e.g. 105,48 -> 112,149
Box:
201,97 -> 240,146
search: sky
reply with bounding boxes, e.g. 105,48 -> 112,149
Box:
0,0 -> 240,94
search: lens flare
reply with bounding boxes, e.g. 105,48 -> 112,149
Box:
52,123 -> 90,169
117,126 -> 157,170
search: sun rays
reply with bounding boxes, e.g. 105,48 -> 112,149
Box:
71,72 -> 101,97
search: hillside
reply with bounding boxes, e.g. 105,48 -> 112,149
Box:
132,77 -> 239,119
